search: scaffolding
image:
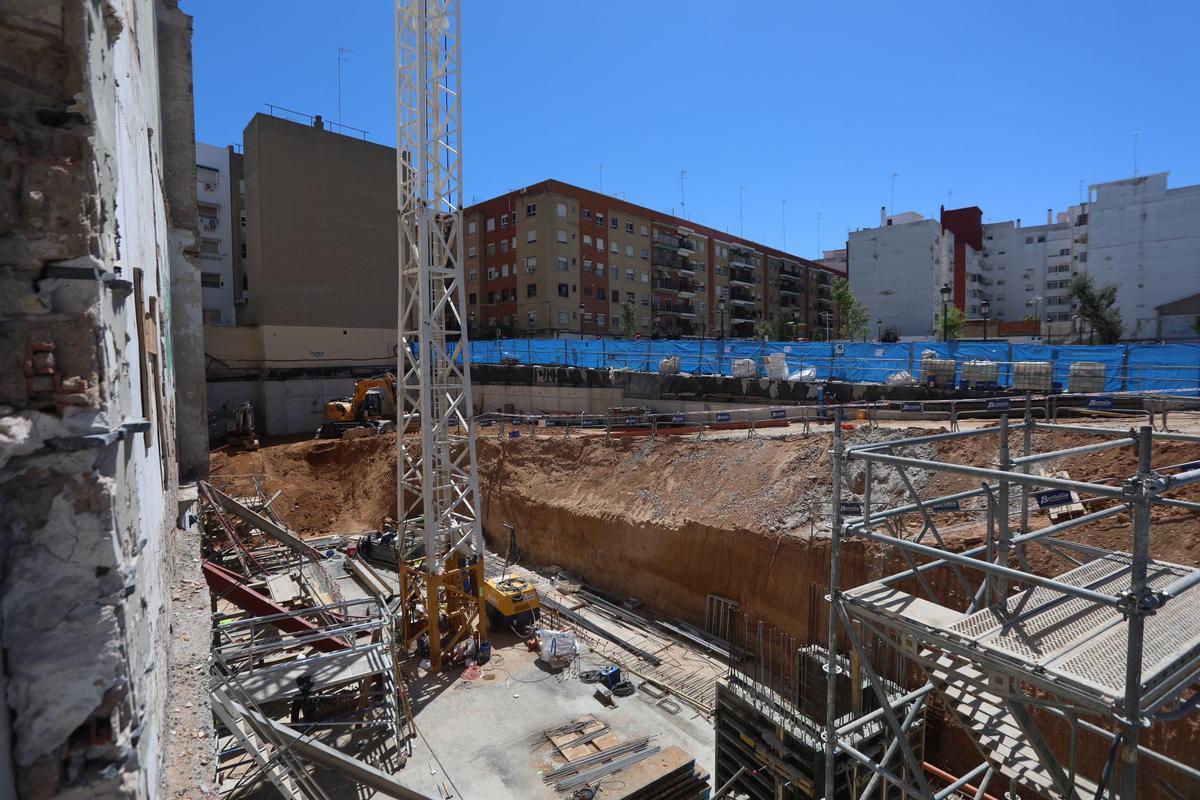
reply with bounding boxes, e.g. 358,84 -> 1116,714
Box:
823,407 -> 1200,799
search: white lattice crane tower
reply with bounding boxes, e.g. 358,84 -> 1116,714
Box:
395,0 -> 486,670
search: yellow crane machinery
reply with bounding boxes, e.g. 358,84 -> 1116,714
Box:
316,373 -> 398,439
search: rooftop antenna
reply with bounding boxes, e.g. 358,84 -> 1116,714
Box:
599,163 -> 605,194
947,190 -> 954,207
679,169 -> 688,220
738,185 -> 747,237
1133,132 -> 1141,177
816,211 -> 821,256
781,199 -> 788,249
1079,179 -> 1084,204
890,171 -> 899,217
337,45 -> 353,125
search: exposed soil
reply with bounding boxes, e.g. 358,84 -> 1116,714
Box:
209,422 -> 1200,796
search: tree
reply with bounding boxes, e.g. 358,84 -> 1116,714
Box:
1068,273 -> 1122,344
618,301 -> 638,338
771,314 -> 795,341
934,306 -> 965,340
832,277 -> 869,341
880,326 -> 900,343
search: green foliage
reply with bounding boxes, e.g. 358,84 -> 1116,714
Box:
1068,273 -> 1123,344
832,277 -> 869,341
618,301 -> 638,338
934,305 -> 965,340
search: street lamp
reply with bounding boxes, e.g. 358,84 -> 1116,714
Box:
981,299 -> 990,342
579,302 -> 586,338
876,318 -> 883,341
940,284 -> 952,342
1027,295 -> 1042,338
717,303 -> 726,340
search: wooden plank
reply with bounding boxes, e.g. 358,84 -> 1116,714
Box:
266,573 -> 299,604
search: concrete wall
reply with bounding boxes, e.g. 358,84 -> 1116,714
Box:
0,1 -> 205,796
848,219 -> 950,337
242,113 -> 398,329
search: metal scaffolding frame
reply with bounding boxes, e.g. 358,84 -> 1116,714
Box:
823,407 -> 1200,800
395,0 -> 487,671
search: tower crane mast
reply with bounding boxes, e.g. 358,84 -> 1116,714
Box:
395,0 -> 487,671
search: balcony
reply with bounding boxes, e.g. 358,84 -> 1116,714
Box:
677,237 -> 696,256
677,259 -> 697,275
731,308 -> 760,323
652,248 -> 681,269
730,268 -> 755,287
729,288 -> 757,305
653,278 -> 679,292
677,279 -> 700,297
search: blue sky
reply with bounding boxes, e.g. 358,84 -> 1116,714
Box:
187,0 -> 1198,257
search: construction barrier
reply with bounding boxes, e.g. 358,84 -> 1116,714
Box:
461,338 -> 1200,394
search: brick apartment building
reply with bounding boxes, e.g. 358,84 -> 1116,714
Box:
463,180 -> 844,339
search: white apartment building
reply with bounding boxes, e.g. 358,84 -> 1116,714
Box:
847,214 -> 955,337
1085,173 -> 1200,340
980,218 -> 1073,326
196,141 -> 238,324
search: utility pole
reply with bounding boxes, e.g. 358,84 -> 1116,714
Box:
337,45 -> 353,125
1133,132 -> 1141,177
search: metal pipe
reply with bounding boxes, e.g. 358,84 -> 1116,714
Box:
856,529 -> 1126,607
1036,422 -> 1200,443
847,425 -> 995,452
996,416 -> 1012,605
1120,426 -> 1153,799
1165,467 -> 1200,488
1011,435 -> 1135,466
849,449 -> 1129,499
843,485 -> 990,527
925,762 -> 998,800
823,407 -> 844,800
1152,496 -> 1200,512
834,684 -> 934,735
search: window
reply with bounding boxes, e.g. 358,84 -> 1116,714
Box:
511,237 -> 517,250
583,260 -> 593,272
199,238 -> 221,258
597,288 -> 606,301
486,217 -> 495,232
556,202 -> 567,218
500,214 -> 509,228
468,220 -> 477,234
625,245 -> 634,257
501,240 -> 509,253
640,271 -> 649,283
1059,248 -> 1070,256
558,283 -> 569,297
597,313 -> 606,327
611,216 -> 619,230
640,248 -> 649,260
469,269 -> 477,281
524,256 -> 537,273
583,234 -> 593,246
1025,236 -> 1033,244
583,209 -> 592,220
486,242 -> 495,256
597,238 -> 604,250
527,283 -> 537,298
640,224 -> 648,236
557,229 -> 568,243
596,264 -> 604,276
641,293 -> 649,305
526,202 -> 536,217
985,235 -> 994,241
201,272 -> 222,288
626,292 -> 636,303
558,311 -> 568,325
468,292 -> 477,305
527,310 -> 538,326
527,229 -> 537,243
626,268 -> 634,281
1078,253 -> 1087,263
468,245 -> 477,257
626,222 -> 634,234
203,308 -> 221,323
612,294 -> 621,305
557,256 -> 569,272
584,287 -> 592,297
610,242 -> 618,254
1037,235 -> 1046,243
596,213 -> 604,225
501,264 -> 509,277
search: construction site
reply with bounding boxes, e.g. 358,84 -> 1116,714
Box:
4,1 -> 1200,800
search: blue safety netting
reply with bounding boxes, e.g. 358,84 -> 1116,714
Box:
460,338 -> 1200,394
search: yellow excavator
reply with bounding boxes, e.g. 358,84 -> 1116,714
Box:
316,373 -> 399,439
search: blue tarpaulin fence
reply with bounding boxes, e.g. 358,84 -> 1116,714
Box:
461,339 -> 1200,394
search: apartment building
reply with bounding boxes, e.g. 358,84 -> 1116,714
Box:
849,173 -> 1200,341
463,180 -> 843,340
848,207 -> 986,337
195,141 -> 244,324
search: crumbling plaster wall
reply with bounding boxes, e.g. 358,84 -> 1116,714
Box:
0,1 -> 202,796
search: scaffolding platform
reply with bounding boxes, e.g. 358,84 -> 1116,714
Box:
844,553 -> 1200,714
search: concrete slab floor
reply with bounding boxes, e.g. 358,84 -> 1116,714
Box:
397,631 -> 716,799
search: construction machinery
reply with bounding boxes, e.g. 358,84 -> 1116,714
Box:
394,0 -> 488,671
316,373 -> 398,439
483,575 -> 541,630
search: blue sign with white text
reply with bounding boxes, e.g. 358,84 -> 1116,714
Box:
986,399 -> 1011,411
1035,489 -> 1073,509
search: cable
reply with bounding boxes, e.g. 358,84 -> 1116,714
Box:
411,715 -> 464,800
